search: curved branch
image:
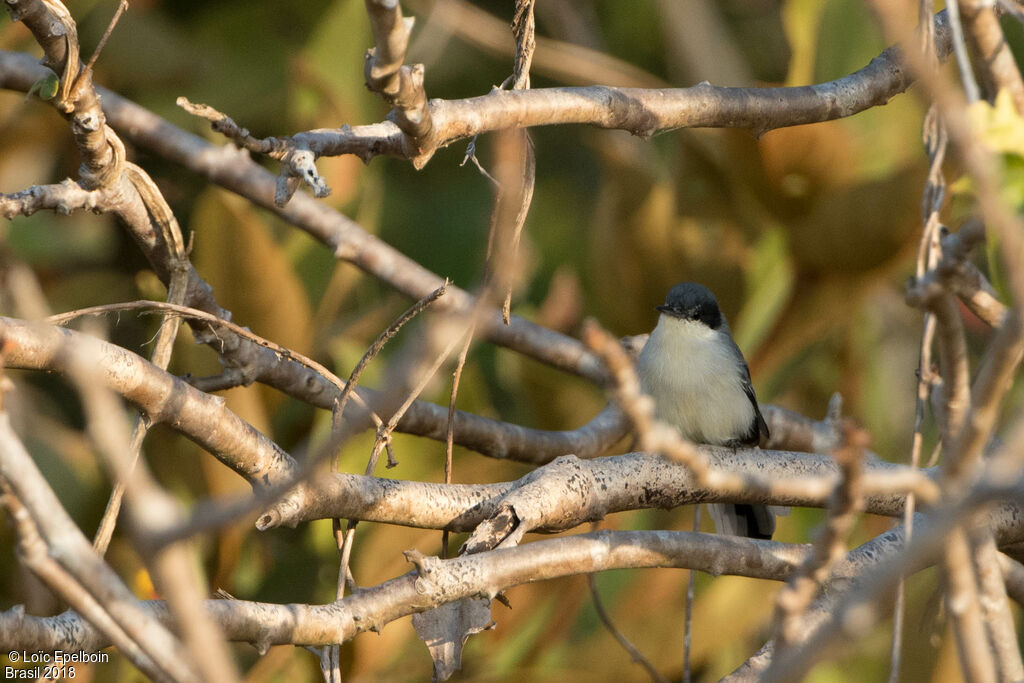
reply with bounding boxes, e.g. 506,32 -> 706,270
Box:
0,317 -> 298,488
10,488 -> 1024,656
0,529 -> 812,652
188,11 -> 955,169
276,449 -> 939,531
87,68 -> 604,385
364,0 -> 431,141
0,53 -> 612,461
0,314 -> 943,536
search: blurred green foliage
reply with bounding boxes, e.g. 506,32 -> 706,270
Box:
1,0 -> 1018,680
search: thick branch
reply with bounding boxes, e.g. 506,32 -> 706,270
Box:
191,11 -> 955,169
11,490 -> 1024,656
960,0 -> 1024,111
363,0 -> 431,142
0,317 -> 298,488
277,450 -> 939,531
0,413 -> 196,681
0,529 -> 813,651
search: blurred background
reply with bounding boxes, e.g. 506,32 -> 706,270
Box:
1,0 -> 1021,680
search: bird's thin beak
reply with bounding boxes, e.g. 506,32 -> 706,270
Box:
657,304 -> 689,319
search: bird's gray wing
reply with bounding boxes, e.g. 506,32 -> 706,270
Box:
726,334 -> 770,444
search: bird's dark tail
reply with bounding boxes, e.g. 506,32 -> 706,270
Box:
707,503 -> 775,540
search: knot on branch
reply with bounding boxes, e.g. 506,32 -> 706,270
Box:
362,1 -> 433,147
256,485 -> 308,530
405,549 -> 460,599
76,123 -> 125,191
460,454 -> 603,554
177,97 -> 336,206
274,147 -> 330,207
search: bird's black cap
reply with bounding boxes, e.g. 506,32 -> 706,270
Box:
656,282 -> 723,329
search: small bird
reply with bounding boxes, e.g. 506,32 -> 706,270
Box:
636,282 -> 774,539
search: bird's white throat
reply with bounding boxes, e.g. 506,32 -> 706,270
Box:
636,315 -> 755,445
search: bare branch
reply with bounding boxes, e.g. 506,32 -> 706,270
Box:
738,405 -> 1024,680
288,450 -> 941,533
363,0 -> 432,144
0,179 -> 102,218
942,527 -> 999,683
969,524 -> 1024,680
2,489 -> 165,679
2,529 -> 812,652
998,552 -> 1024,605
66,329 -> 240,683
176,97 -> 330,207
752,491 -> 1021,681
44,299 -> 631,464
0,317 -> 300,489
588,574 -> 668,683
0,412 -> 196,681
938,220 -> 1008,328
906,283 -> 972,447
960,0 -> 1024,111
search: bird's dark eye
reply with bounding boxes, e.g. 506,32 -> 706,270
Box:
697,305 -> 721,329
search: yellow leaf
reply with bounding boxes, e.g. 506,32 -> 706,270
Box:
133,568 -> 157,599
968,89 -> 1024,156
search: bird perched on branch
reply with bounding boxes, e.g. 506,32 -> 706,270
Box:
636,282 -> 774,539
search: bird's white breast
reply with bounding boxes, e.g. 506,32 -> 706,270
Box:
636,316 -> 755,445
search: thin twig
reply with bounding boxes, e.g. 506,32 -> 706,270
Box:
46,299 -> 386,428
894,64 -> 947,677
441,327 -> 474,559
944,0 -> 982,102
499,0 -> 538,323
460,137 -> 499,186
94,272 -> 189,555
331,282 -> 449,618
367,322 -> 473,466
81,0 -> 129,76
588,574 -> 669,683
333,282 -> 449,432
683,506 -> 701,683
